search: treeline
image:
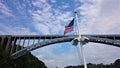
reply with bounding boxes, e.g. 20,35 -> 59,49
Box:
65,59 -> 120,68
0,46 -> 47,68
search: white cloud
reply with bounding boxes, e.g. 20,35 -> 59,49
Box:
78,0 -> 120,34
74,0 -> 120,65
84,43 -> 120,64
74,0 -> 102,34
100,0 -> 120,17
0,23 -> 37,35
31,0 -> 73,35
36,54 -> 44,59
0,1 -> 14,16
91,0 -> 120,34
0,1 -> 77,68
34,22 -> 50,34
93,16 -> 120,34
32,44 -> 80,68
51,0 -> 57,3
32,0 -> 51,12
58,3 -> 69,9
56,12 -> 72,22
30,0 -> 120,67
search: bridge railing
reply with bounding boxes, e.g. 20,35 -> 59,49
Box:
1,35 -> 120,59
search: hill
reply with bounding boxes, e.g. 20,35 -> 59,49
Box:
65,59 -> 120,68
0,46 -> 47,68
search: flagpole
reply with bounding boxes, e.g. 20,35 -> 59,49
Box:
74,12 -> 87,68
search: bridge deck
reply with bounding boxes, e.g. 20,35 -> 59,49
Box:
0,35 -> 120,59
0,34 -> 120,40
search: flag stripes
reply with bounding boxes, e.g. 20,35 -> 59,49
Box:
64,18 -> 74,35
64,26 -> 73,35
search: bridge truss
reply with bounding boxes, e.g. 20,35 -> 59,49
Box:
0,35 -> 120,59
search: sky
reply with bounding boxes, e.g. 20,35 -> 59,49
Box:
0,0 -> 120,68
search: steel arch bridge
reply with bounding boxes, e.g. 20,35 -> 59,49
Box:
0,35 -> 120,59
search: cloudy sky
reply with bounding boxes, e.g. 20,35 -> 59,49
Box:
1,0 -> 120,68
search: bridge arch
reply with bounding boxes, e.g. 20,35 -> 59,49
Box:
11,35 -> 120,59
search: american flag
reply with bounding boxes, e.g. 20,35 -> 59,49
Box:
64,18 -> 74,35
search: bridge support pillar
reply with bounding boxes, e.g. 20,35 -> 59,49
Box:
5,36 -> 12,53
10,37 -> 17,54
0,36 -> 5,47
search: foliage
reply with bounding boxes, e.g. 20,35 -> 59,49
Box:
0,46 -> 47,68
65,59 -> 120,68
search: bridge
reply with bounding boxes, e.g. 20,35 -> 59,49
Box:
0,35 -> 120,59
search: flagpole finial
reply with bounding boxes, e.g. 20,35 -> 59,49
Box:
74,11 -> 77,14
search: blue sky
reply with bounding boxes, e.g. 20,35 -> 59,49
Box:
1,0 -> 120,68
